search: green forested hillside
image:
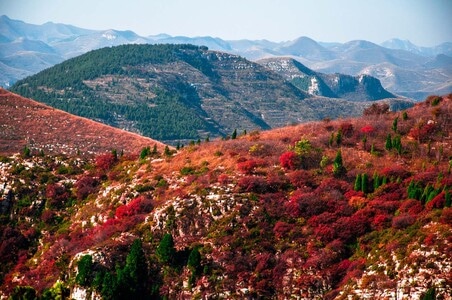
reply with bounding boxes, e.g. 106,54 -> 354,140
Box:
11,44 -> 411,143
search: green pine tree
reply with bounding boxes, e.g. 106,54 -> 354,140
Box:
332,149 -> 346,177
392,117 -> 398,133
335,129 -> 342,146
385,134 -> 393,150
156,233 -> 175,264
231,129 -> 237,140
361,173 -> 368,193
76,255 -> 93,287
373,172 -> 380,191
187,247 -> 202,275
354,174 -> 362,191
402,111 -> 408,120
121,239 -> 148,298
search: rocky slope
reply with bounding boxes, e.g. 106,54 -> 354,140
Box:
0,94 -> 450,299
259,57 -> 396,101
0,88 -> 165,156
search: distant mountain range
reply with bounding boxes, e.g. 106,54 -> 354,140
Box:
1,15 -> 451,100
10,44 -> 412,143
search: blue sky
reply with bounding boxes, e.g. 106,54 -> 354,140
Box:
1,0 -> 451,46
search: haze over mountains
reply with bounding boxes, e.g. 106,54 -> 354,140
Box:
10,44 -> 412,143
1,15 -> 451,100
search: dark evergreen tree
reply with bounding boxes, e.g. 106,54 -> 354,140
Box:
385,134 -> 393,150
101,272 -> 117,300
231,129 -> 237,140
392,117 -> 398,133
373,172 -> 380,191
335,129 -> 342,146
76,255 -> 93,287
354,174 -> 361,191
361,173 -> 368,193
156,233 -> 175,264
187,247 -> 201,275
122,239 -> 148,298
332,150 -> 346,177
402,111 -> 408,120
23,145 -> 31,158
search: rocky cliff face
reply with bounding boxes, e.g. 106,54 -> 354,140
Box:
259,57 -> 396,101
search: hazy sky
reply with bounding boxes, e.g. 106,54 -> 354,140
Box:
1,0 -> 451,46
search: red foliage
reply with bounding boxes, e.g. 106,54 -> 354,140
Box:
344,190 -> 365,200
411,171 -> 439,185
266,172 -> 289,191
314,224 -> 335,243
287,190 -> 325,218
368,200 -> 401,213
115,195 -> 153,218
424,233 -> 436,246
440,208 -> 452,225
237,176 -> 269,193
360,125 -> 375,135
237,159 -> 259,174
426,191 -> 445,210
371,214 -> 391,230
308,212 -> 338,227
45,183 -> 69,208
316,178 -> 350,194
217,174 -> 231,185
339,122 -> 354,137
95,153 -> 117,171
380,167 -> 411,180
279,151 -> 300,170
399,199 -> 423,216
273,221 -> 295,239
75,175 -> 99,200
41,210 -> 56,224
392,215 -> 415,229
408,122 -> 436,143
333,214 -> 369,242
287,170 -> 315,189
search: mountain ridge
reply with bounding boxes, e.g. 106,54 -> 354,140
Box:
1,15 -> 450,100
10,44 -> 412,143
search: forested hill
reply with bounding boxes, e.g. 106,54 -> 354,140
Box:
11,44 -> 411,143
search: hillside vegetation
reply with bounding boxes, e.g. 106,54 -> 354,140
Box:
0,89 -> 166,156
10,44 -> 411,143
0,94 -> 450,299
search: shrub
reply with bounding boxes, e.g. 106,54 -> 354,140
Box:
339,122 -> 354,137
440,208 -> 452,225
115,196 -> 153,218
425,191 -> 445,210
381,166 -> 410,180
360,125 -> 375,135
408,122 -> 436,143
279,151 -> 300,170
95,153 -> 117,171
392,215 -> 415,229
75,175 -> 99,200
237,176 -> 269,193
399,199 -> 423,216
237,159 -> 258,174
